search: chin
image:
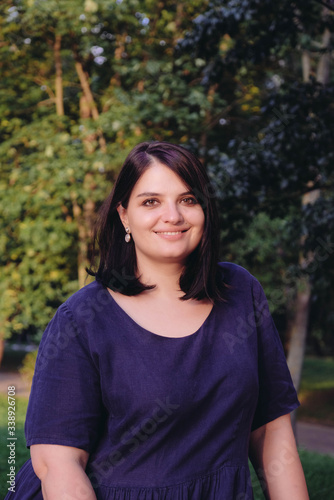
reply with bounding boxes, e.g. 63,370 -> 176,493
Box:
157,252 -> 191,263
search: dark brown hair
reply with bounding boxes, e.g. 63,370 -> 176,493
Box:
87,141 -> 225,302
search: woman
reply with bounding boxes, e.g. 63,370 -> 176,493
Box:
7,141 -> 309,499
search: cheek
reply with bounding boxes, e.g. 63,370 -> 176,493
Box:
198,221 -> 205,240
128,210 -> 158,229
200,212 -> 205,229
189,208 -> 205,231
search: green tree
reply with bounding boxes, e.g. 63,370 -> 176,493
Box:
0,0 -> 212,353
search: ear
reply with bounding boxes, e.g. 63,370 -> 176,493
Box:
117,204 -> 129,229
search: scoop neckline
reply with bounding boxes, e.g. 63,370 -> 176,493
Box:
104,285 -> 215,340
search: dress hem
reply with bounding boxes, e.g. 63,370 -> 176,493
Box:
94,462 -> 248,490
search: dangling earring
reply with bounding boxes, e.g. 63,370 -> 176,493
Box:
124,227 -> 131,243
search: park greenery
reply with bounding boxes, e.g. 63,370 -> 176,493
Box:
0,0 -> 333,384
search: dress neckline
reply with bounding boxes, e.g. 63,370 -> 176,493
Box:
104,286 -> 215,340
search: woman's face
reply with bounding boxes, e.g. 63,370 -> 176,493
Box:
117,160 -> 205,267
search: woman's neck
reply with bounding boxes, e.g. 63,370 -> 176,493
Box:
136,258 -> 185,298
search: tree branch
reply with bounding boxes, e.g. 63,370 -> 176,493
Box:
54,34 -> 64,116
313,0 -> 334,13
74,59 -> 107,153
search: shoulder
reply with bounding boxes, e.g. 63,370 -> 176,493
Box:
217,261 -> 266,303
64,280 -> 105,308
218,261 -> 256,287
62,280 -> 111,326
36,283 -> 106,363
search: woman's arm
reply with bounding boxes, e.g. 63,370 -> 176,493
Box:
249,414 -> 309,500
31,444 -> 97,500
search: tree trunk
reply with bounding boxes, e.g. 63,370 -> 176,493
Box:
75,61 -> 100,121
287,281 -> 311,433
80,95 -> 97,154
316,27 -> 331,85
74,60 -> 106,153
71,54 -> 106,286
287,22 -> 331,436
71,94 -> 99,287
71,192 -> 95,289
54,34 -> 64,116
287,280 -> 310,391
302,50 -> 311,82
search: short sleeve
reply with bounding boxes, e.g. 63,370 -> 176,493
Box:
25,303 -> 104,453
251,278 -> 300,431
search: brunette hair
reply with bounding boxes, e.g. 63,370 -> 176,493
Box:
87,141 -> 226,302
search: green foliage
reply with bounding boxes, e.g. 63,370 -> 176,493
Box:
223,212 -> 295,315
0,0 -> 213,341
19,350 -> 38,388
298,449 -> 334,500
0,114 -> 112,338
179,0 -> 334,72
249,448 -> 334,500
298,357 -> 334,425
300,357 -> 334,392
0,0 -> 333,353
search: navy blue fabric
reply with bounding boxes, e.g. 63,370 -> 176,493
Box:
5,263 -> 299,500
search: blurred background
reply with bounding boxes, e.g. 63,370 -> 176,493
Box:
0,1 -> 333,498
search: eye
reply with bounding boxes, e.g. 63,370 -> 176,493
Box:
181,197 -> 198,205
142,198 -> 159,206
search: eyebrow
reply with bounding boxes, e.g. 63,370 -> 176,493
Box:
136,191 -> 193,198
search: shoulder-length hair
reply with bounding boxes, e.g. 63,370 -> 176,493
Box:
87,141 -> 226,302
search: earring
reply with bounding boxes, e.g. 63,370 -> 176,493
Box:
124,227 -> 131,243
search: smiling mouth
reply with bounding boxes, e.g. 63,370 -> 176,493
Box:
154,230 -> 189,235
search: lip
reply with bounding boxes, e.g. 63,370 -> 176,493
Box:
154,229 -> 189,240
154,229 -> 189,234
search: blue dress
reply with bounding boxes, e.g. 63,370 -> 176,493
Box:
6,263 -> 299,499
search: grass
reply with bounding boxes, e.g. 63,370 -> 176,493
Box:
298,357 -> 334,426
250,451 -> 334,499
300,357 -> 334,391
0,394 -> 30,498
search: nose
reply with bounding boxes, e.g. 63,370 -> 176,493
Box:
162,201 -> 184,224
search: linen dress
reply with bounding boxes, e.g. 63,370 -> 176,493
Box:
6,262 -> 300,500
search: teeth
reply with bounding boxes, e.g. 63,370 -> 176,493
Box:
157,231 -> 182,235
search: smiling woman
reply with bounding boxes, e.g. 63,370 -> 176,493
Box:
6,142 -> 309,500
117,161 -> 205,270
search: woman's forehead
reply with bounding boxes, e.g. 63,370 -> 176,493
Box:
130,161 -> 190,194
